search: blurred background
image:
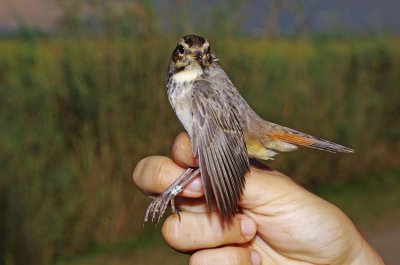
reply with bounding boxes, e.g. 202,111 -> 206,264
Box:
0,0 -> 399,264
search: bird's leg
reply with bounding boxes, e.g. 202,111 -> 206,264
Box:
144,167 -> 200,224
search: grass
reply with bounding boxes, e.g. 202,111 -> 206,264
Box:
1,37 -> 399,264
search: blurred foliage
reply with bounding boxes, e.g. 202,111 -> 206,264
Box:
0,35 -> 399,264
0,1 -> 398,264
314,168 -> 400,229
52,0 -> 306,39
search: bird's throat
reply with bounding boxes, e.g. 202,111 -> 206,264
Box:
172,63 -> 203,83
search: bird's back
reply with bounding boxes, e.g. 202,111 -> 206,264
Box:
198,63 -> 353,160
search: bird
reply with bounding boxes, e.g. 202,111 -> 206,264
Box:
144,34 -> 353,223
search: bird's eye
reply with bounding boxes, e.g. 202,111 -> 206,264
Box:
178,44 -> 185,54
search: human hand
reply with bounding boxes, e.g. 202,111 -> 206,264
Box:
133,132 -> 384,265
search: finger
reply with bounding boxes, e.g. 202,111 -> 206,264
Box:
133,156 -> 203,197
172,132 -> 198,167
175,197 -> 209,213
162,212 -> 257,252
190,247 -> 261,265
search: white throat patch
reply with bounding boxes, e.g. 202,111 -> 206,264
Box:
172,63 -> 203,83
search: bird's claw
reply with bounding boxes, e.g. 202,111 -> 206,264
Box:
143,185 -> 182,224
143,168 -> 200,225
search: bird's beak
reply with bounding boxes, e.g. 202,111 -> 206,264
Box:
193,50 -> 211,67
194,51 -> 203,61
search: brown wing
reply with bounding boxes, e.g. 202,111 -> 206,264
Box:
191,80 -> 250,220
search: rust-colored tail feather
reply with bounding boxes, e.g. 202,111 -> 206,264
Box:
266,130 -> 354,153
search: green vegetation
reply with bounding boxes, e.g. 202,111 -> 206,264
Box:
54,228 -> 190,265
1,37 -> 399,264
313,168 -> 400,229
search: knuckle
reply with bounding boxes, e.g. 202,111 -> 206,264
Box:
215,215 -> 246,244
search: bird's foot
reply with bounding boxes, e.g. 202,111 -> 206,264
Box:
144,184 -> 183,224
143,168 -> 200,224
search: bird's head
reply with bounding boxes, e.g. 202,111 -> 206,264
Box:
170,35 -> 213,71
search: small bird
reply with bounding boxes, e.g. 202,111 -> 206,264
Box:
144,34 -> 353,223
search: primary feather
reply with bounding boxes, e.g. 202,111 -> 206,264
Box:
192,80 -> 249,219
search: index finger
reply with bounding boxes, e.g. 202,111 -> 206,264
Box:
133,156 -> 203,197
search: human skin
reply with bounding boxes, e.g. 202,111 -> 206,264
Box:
133,132 -> 385,265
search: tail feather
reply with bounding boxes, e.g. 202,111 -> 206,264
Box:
265,128 -> 354,154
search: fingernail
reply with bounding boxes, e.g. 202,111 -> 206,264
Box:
185,177 -> 202,193
240,215 -> 256,239
251,250 -> 261,265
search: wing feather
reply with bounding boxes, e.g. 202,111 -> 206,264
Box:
192,80 -> 250,220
